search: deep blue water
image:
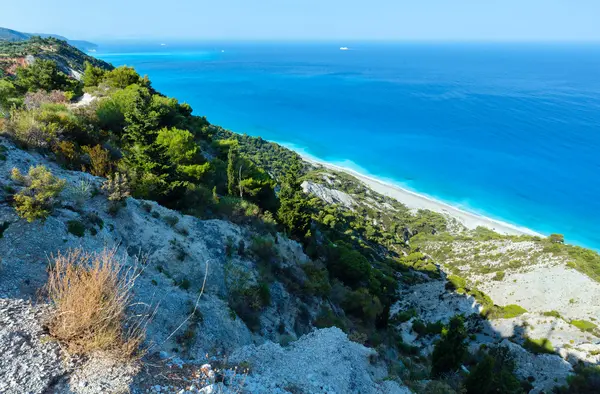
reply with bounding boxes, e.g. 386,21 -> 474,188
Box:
94,41 -> 600,249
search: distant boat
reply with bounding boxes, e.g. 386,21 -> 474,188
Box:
160,43 -> 167,46
340,47 -> 349,51
221,50 -> 225,53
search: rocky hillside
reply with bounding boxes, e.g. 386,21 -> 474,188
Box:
0,138 -> 409,393
0,36 -> 110,78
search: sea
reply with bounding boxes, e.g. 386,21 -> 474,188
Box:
94,41 -> 600,249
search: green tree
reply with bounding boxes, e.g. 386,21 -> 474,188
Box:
15,60 -> 73,93
0,79 -> 18,115
328,243 -> 371,288
156,127 -> 199,164
82,61 -> 106,88
227,144 -> 239,196
466,347 -> 523,394
103,66 -> 141,89
431,315 -> 468,376
277,162 -> 311,240
557,365 -> 600,393
466,354 -> 494,394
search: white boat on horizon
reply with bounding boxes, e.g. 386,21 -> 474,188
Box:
340,47 -> 349,50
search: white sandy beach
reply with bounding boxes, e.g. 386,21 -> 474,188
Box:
302,156 -> 542,237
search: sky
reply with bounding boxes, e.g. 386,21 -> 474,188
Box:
1,0 -> 599,42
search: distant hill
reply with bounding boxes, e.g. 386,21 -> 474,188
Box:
0,27 -> 97,51
0,36 -> 112,77
0,27 -> 30,42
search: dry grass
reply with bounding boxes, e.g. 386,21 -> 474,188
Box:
45,248 -> 145,359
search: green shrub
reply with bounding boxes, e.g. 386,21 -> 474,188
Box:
556,365 -> 600,393
446,275 -> 467,291
178,279 -> 191,291
431,315 -> 468,376
523,337 -> 554,354
543,310 -> 563,319
393,308 -> 417,323
327,243 -> 372,288
493,271 -> 506,281
103,66 -> 142,89
302,262 -> 331,297
412,319 -> 426,335
11,166 -> 66,222
341,288 -> 383,323
465,347 -> 522,394
426,321 -> 445,335
397,340 -> 420,356
314,307 -> 348,332
164,215 -> 179,227
571,320 -> 597,333
228,283 -> 271,332
486,304 -> 528,319
67,220 -> 86,237
250,235 -> 277,264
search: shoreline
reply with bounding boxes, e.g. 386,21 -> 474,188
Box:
298,154 -> 543,237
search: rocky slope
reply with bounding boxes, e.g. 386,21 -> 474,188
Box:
0,137 -> 409,393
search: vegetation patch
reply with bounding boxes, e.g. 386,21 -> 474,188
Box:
66,220 -> 86,237
11,165 -> 65,222
543,310 -> 563,319
445,274 -> 467,292
228,283 -> 271,332
570,319 -> 598,333
523,337 -> 554,355
314,307 -> 348,332
486,304 -> 528,319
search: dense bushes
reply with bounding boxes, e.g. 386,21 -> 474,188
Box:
14,59 -> 78,94
465,347 -> 523,394
556,365 -> 600,393
327,242 -> 372,288
523,337 -> 554,354
571,320 -> 598,333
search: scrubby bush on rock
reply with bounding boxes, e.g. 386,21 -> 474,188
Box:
11,165 -> 65,222
45,248 -> 144,358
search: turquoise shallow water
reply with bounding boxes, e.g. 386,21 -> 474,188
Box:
95,41 -> 600,249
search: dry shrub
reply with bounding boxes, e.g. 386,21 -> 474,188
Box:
45,248 -> 145,358
53,140 -> 79,165
102,172 -> 130,202
82,144 -> 112,177
24,90 -> 67,110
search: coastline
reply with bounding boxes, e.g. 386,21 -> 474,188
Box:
298,154 -> 543,237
